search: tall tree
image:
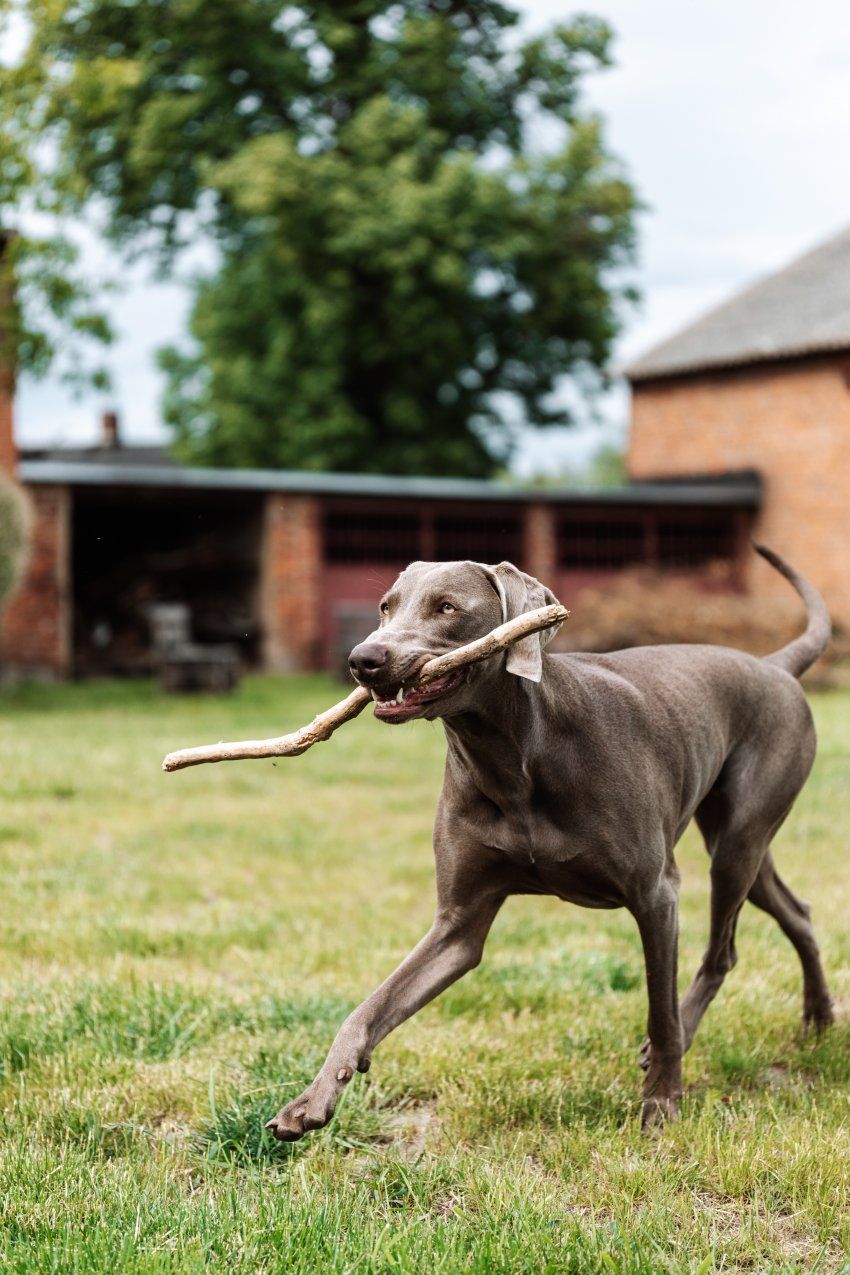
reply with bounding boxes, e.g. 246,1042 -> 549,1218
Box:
4,1 -> 638,475
0,63 -> 111,391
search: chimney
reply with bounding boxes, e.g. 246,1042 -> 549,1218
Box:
102,410 -> 120,449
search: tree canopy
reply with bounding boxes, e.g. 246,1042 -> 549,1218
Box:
0,70 -> 111,388
2,1 -> 639,475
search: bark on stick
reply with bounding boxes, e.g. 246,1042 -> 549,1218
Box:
162,602 -> 569,772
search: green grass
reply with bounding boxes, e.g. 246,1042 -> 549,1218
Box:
0,674 -> 848,1273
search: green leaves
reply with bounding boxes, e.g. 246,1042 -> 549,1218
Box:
0,472 -> 30,609
5,1 -> 639,472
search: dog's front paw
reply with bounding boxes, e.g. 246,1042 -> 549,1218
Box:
265,1079 -> 338,1143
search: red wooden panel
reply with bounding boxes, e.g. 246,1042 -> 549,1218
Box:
320,562 -> 408,669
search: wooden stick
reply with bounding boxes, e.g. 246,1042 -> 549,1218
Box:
414,602 -> 568,683
162,602 -> 568,772
162,685 -> 373,772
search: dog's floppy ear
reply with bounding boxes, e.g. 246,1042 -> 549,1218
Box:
481,561 -> 563,683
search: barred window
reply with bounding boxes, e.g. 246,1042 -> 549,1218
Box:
323,511 -> 420,563
556,517 -> 646,569
657,516 -> 736,567
433,514 -> 523,564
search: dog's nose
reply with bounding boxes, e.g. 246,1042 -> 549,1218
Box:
349,642 -> 389,682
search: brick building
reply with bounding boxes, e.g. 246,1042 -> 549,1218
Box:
627,225 -> 850,627
11,225 -> 848,679
0,406 -> 756,677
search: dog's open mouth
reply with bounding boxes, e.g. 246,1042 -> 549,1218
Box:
371,670 -> 465,722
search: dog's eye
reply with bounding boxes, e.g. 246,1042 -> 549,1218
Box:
440,602 -> 456,614
379,601 -> 389,616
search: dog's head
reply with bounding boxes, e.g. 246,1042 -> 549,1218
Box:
348,560 -> 563,723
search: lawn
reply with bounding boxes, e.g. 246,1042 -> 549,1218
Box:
0,675 -> 848,1273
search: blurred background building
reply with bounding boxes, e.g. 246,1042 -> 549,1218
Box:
2,5 -> 848,682
627,227 -> 850,627
0,407 -> 755,678
2,226 -> 848,680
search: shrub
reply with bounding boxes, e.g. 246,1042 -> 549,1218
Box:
0,472 -> 30,609
552,563 -> 849,687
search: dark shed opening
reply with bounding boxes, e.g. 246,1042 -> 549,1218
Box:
71,487 -> 263,677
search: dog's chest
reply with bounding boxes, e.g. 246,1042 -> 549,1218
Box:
470,805 -> 625,906
488,810 -> 564,865
460,777 -> 578,866
449,765 -> 630,903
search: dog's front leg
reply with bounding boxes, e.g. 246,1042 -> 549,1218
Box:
265,895 -> 503,1142
634,874 -> 683,1128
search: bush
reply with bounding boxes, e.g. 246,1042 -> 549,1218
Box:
0,472 -> 30,609
552,563 -> 849,687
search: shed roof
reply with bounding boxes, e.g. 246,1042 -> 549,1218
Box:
18,456 -> 761,509
625,225 -> 850,382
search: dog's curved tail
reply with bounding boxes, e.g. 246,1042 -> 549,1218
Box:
756,543 -> 831,678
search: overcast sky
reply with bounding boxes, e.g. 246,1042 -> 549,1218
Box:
11,0 -> 850,471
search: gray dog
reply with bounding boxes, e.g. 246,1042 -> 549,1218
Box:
266,545 -> 833,1139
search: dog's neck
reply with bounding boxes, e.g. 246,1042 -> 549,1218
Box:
441,660 -> 571,808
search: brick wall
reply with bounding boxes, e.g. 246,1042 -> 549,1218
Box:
524,503 -> 557,584
628,355 -> 850,626
0,484 -> 71,677
260,493 -> 323,672
0,369 -> 73,677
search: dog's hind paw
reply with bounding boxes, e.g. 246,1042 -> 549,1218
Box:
641,1094 -> 679,1130
803,998 -> 835,1035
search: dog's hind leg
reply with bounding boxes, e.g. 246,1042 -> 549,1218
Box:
675,721 -> 818,1055
677,840 -> 763,1053
747,852 -> 834,1032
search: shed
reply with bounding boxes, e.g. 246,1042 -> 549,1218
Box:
0,436 -> 759,678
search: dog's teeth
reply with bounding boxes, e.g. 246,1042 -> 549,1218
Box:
373,688 -> 405,705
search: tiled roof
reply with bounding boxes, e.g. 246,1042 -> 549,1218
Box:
625,225 -> 850,381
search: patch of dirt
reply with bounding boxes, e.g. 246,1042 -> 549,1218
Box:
763,1060 -> 817,1091
435,1192 -> 464,1220
380,1100 -> 439,1157
828,996 -> 850,1023
756,1207 -> 844,1272
522,1154 -> 616,1229
150,1113 -> 191,1149
691,1193 -> 844,1271
764,1064 -> 794,1090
